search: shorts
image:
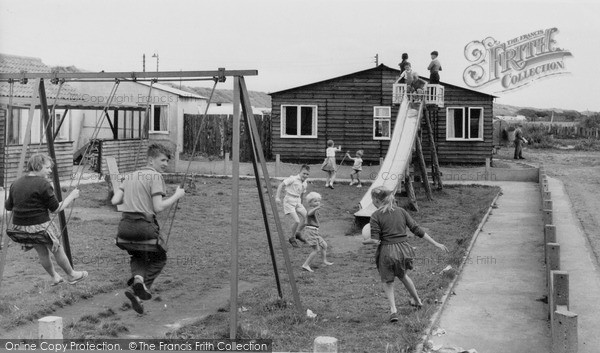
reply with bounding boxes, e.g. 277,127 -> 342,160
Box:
303,227 -> 327,249
375,241 -> 415,283
283,196 -> 306,215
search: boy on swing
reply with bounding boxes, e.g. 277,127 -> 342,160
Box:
111,144 -> 185,314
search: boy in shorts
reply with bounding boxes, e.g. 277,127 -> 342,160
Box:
276,164 -> 310,248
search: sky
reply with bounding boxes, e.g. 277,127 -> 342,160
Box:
1,0 -> 599,112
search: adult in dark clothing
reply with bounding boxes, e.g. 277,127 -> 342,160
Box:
514,124 -> 527,159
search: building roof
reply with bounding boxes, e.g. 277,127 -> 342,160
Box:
0,53 -> 82,101
137,81 -> 206,99
270,64 -> 498,98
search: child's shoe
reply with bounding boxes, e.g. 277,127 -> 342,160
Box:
132,275 -> 152,300
356,184 -> 363,188
125,290 -> 144,314
288,237 -> 299,248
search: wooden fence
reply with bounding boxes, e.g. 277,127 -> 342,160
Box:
183,114 -> 272,162
539,124 -> 600,139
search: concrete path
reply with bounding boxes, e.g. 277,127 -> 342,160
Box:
430,181 -> 550,352
547,177 -> 600,352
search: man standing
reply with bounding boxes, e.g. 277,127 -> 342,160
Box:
514,124 -> 527,159
427,51 -> 442,84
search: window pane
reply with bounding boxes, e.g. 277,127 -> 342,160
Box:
284,106 -> 297,135
374,107 -> 391,117
300,106 -> 313,135
453,109 -> 464,138
374,119 -> 390,138
8,109 -> 21,144
153,106 -> 161,131
469,109 -> 482,139
160,106 -> 168,131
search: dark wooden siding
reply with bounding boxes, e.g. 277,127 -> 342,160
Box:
0,107 -> 5,186
420,85 -> 494,164
3,142 -> 73,185
271,65 -> 494,165
271,67 -> 401,163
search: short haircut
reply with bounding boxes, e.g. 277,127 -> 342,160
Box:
327,139 -> 334,147
305,191 -> 321,203
402,53 -> 408,60
356,150 -> 364,156
147,143 -> 172,159
27,153 -> 53,172
300,164 -> 310,172
431,50 -> 439,56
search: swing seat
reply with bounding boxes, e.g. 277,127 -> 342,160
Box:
116,236 -> 168,253
6,229 -> 52,245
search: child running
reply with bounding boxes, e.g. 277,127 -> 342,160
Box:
4,153 -> 88,286
345,150 -> 364,187
321,140 -> 342,189
301,192 -> 333,272
276,164 -> 310,248
369,186 -> 448,323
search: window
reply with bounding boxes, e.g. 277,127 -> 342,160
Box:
150,105 -> 169,133
446,107 -> 484,141
53,113 -> 69,141
373,106 -> 391,140
280,105 -> 317,138
7,108 -> 23,144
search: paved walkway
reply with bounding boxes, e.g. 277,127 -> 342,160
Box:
430,181 -> 550,352
547,177 -> 600,352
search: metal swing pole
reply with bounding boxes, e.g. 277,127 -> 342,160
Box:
238,77 -> 303,313
39,79 -> 74,266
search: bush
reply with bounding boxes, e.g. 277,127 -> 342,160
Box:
523,124 -> 555,149
574,138 -> 600,151
579,114 -> 600,129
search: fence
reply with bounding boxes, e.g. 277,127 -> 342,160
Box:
528,123 -> 600,139
539,167 -> 578,353
183,114 -> 272,162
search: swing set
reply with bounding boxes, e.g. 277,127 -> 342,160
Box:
0,68 -> 301,338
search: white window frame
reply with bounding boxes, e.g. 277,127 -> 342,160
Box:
280,104 -> 318,138
149,104 -> 169,134
53,112 -> 69,141
446,106 -> 484,141
373,106 -> 391,140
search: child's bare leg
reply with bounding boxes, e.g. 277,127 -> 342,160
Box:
302,249 -> 318,272
295,207 -> 307,241
400,274 -> 422,306
356,172 -> 362,186
286,213 -> 301,247
33,245 -> 61,282
52,245 -> 86,281
331,171 -> 337,185
382,281 -> 397,313
320,244 -> 333,265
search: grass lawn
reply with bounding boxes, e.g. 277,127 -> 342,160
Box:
0,177 -> 498,352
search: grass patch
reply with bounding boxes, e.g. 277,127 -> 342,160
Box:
1,177 -> 497,350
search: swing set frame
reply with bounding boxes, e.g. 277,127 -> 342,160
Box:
0,68 -> 302,338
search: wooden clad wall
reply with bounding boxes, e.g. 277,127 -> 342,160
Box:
99,139 -> 149,176
419,85 -> 494,165
3,142 -> 73,185
271,67 -> 400,163
0,108 -> 6,186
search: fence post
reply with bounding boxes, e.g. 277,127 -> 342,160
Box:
552,307 -> 578,353
485,158 -> 491,181
545,225 -> 557,263
546,243 -> 560,294
224,152 -> 230,175
314,336 -> 338,353
550,271 -> 569,322
275,154 -> 281,178
38,316 -> 63,339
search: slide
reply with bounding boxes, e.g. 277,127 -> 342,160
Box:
354,97 -> 424,218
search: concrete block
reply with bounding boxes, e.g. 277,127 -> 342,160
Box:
545,225 -> 557,262
551,306 -> 577,353
543,191 -> 552,201
546,243 -> 560,290
38,316 -> 63,339
543,209 -> 553,226
549,271 -> 569,323
314,336 -> 338,353
543,199 -> 553,211
275,154 -> 281,177
224,152 -> 230,175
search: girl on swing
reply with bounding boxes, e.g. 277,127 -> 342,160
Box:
4,153 -> 88,286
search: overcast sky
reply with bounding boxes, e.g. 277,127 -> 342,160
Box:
1,0 -> 598,111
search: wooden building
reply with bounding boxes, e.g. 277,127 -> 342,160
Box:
269,64 -> 496,164
0,53 -> 147,186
